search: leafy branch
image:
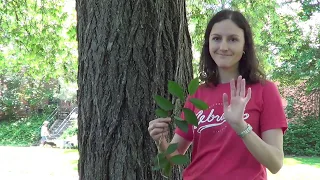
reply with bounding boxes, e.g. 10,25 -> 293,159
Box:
152,78 -> 208,178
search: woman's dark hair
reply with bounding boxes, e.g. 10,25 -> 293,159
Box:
199,9 -> 265,86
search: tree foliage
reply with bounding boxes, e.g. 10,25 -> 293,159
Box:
0,0 -> 77,117
0,0 -> 77,81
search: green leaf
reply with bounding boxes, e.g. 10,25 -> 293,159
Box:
154,95 -> 174,111
188,78 -> 199,95
153,153 -> 167,168
152,165 -> 161,171
174,117 -> 189,133
166,143 -> 178,155
174,116 -> 184,121
155,108 -> 168,118
162,160 -> 172,177
170,154 -> 190,165
182,108 -> 198,127
189,98 -> 209,110
168,80 -> 185,101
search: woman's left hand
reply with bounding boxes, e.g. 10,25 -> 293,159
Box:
223,76 -> 251,133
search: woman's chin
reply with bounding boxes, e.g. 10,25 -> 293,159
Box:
217,64 -> 231,69
215,62 -> 239,70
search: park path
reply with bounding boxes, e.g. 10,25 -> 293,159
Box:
0,146 -> 78,180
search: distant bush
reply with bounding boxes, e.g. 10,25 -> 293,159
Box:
0,114 -> 49,146
61,121 -> 78,140
284,116 -> 320,156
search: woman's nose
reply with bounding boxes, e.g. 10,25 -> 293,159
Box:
219,40 -> 228,51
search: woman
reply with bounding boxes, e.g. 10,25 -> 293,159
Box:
148,9 -> 288,180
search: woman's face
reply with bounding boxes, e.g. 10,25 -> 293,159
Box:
209,19 -> 245,70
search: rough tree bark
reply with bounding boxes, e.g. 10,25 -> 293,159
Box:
76,0 -> 193,179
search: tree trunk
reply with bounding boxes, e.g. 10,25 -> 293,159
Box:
76,0 -> 193,180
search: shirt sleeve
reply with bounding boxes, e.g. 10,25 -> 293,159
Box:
174,96 -> 194,142
260,81 -> 288,134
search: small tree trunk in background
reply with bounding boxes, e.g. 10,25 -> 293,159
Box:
76,0 -> 193,179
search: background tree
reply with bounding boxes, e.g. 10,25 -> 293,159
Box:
76,0 -> 193,179
0,0 -> 77,118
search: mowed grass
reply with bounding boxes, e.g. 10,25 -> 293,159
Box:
64,149 -> 79,171
284,156 -> 320,168
268,156 -> 320,180
1,147 -> 318,180
65,149 -> 320,179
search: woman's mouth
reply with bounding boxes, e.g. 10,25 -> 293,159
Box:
216,53 -> 232,56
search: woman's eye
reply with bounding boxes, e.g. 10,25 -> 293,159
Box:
212,37 -> 220,41
230,38 -> 238,42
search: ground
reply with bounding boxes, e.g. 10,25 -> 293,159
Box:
0,146 -> 78,180
268,157 -> 320,180
0,146 -> 319,180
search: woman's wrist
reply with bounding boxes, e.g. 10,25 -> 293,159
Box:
156,138 -> 169,153
229,121 -> 248,134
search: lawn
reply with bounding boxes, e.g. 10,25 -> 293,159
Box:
268,156 -> 320,180
284,156 -> 320,168
0,147 -> 319,180
65,150 -> 319,179
64,150 -> 320,179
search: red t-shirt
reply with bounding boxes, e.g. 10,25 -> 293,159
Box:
175,80 -> 288,180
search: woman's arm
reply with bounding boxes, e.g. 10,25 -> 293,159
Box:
223,77 -> 287,174
233,123 -> 284,174
158,134 -> 192,157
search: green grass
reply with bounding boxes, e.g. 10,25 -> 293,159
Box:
63,149 -> 79,171
284,156 -> 320,168
64,149 -> 320,174
70,160 -> 78,170
64,149 -> 79,154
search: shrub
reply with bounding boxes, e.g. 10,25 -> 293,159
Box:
0,114 -> 49,146
284,116 -> 320,156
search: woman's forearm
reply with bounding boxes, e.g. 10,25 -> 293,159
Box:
157,138 -> 169,153
232,122 -> 284,174
157,138 -> 180,157
243,130 -> 283,173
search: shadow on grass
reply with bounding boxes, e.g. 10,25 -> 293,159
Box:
284,156 -> 320,168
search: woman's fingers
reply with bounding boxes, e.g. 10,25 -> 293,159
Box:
230,79 -> 236,97
150,127 -> 169,136
153,131 -> 169,141
236,76 -> 242,96
148,122 -> 169,131
245,87 -> 252,103
240,78 -> 246,97
223,93 -> 229,110
231,76 -> 247,98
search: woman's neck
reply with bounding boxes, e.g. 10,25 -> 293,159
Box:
218,66 -> 240,84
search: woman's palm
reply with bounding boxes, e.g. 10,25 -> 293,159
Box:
223,76 -> 251,125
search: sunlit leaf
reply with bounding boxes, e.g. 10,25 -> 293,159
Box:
188,78 -> 199,95
155,109 -> 169,118
154,95 -> 174,111
168,80 -> 185,101
182,108 -> 198,127
189,98 -> 209,110
166,143 -> 178,155
174,117 -> 189,133
170,154 -> 190,165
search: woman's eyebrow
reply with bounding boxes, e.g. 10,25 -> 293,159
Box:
210,33 -> 240,37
